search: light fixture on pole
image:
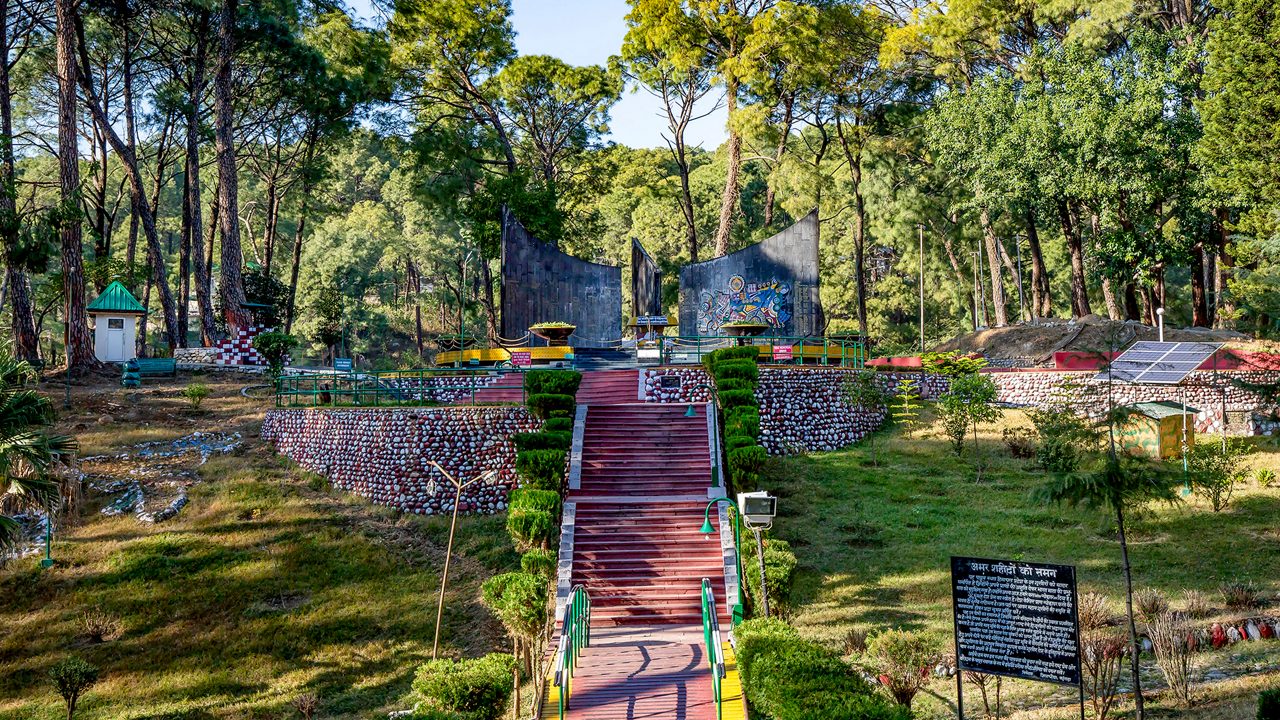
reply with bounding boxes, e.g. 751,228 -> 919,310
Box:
699,491 -> 777,618
1156,307 -> 1165,342
425,461 -> 498,659
918,224 -> 925,353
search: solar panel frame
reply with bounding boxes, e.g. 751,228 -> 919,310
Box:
1093,341 -> 1222,385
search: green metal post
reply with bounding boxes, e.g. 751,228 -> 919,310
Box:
41,512 -> 52,569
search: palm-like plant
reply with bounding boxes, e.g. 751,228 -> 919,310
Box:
0,356 -> 77,556
1037,451 -> 1180,720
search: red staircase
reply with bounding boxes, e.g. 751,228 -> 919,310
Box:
542,375 -> 733,719
470,373 -> 524,403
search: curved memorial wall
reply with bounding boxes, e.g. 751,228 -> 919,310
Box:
678,211 -> 823,337
500,209 -> 623,348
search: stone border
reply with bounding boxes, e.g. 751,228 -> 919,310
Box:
568,405 -> 587,491
554,501 -> 577,623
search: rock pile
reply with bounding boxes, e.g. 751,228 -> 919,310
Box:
262,407 -> 539,515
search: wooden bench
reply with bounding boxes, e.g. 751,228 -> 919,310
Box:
134,358 -> 177,377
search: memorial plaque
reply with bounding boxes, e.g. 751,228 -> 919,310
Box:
950,556 -> 1081,686
333,358 -> 352,372
772,345 -> 794,361
511,351 -> 532,367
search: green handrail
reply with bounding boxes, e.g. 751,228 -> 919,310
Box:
555,585 -> 591,720
702,578 -> 725,720
273,367 -> 528,408
658,334 -> 865,368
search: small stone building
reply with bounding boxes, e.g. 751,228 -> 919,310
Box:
87,281 -> 146,363
1119,400 -> 1198,460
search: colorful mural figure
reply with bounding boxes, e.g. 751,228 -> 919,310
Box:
697,275 -> 792,334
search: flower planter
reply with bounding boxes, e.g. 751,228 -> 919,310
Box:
530,324 -> 576,346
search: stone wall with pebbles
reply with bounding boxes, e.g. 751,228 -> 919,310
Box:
641,367 -> 713,403
262,406 -> 539,515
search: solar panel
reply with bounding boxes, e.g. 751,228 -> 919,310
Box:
1093,341 -> 1221,385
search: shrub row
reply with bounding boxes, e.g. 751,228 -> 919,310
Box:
741,537 -> 798,613
411,653 -> 516,720
735,619 -> 909,720
705,347 -> 763,493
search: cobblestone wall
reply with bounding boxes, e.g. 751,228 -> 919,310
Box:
262,406 -> 539,515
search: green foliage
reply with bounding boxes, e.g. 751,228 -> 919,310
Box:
411,653 -> 515,720
514,449 -> 566,491
251,332 -> 298,383
718,389 -> 758,411
49,656 -> 100,720
480,573 -> 549,643
181,383 -> 211,409
742,537 -> 798,612
505,509 -> 556,550
864,629 -> 944,708
726,435 -> 758,451
891,377 -> 922,427
519,548 -> 556,580
712,359 -> 759,382
242,267 -> 291,328
1002,427 -> 1036,459
1028,405 -> 1098,473
541,417 -> 574,433
845,371 -> 890,412
935,373 -> 1002,456
1187,438 -> 1255,512
526,393 -> 576,420
735,619 -> 907,720
714,378 -> 751,393
1259,687 -> 1280,720
921,351 -> 986,376
729,445 -> 768,489
725,407 -> 761,439
703,346 -> 760,371
510,431 -> 571,452
508,488 -> 561,516
523,370 -> 582,397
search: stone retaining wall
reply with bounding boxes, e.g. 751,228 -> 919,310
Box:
262,406 -> 539,515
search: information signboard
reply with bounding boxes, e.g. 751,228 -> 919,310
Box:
950,556 -> 1081,686
333,358 -> 352,372
510,351 -> 532,367
772,345 -> 794,362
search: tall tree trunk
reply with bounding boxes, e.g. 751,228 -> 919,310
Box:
262,175 -> 278,275
763,92 -> 795,228
184,23 -> 216,346
1101,278 -> 1120,320
179,168 -> 191,345
1189,241 -> 1209,327
1058,201 -> 1091,318
1024,206 -> 1051,318
978,207 -> 1007,326
285,195 -> 307,335
1123,283 -> 1140,321
0,0 -> 37,363
55,0 -> 96,371
1214,209 -> 1233,328
215,0 -> 250,333
712,78 -> 740,257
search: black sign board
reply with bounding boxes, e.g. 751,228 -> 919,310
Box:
950,556 -> 1081,686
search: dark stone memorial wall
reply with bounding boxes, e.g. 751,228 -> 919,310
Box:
500,209 -> 622,348
631,239 -> 663,318
678,210 -> 823,337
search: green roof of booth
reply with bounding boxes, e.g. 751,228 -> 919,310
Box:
86,281 -> 147,315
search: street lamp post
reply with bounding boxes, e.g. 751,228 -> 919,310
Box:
700,493 -> 776,619
426,461 -> 497,659
41,510 -> 53,569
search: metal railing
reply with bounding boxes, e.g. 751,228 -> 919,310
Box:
273,367 -> 527,407
656,334 -> 866,368
702,578 -> 726,720
554,585 -> 591,719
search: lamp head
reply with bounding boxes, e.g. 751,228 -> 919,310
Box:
700,517 -> 715,535
685,403 -> 697,417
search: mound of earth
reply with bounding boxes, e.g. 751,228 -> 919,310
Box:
935,316 -> 1267,363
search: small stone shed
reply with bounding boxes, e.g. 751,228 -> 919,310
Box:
87,281 -> 146,363
1119,400 -> 1198,460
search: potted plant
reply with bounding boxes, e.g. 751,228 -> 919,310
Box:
529,322 -> 576,346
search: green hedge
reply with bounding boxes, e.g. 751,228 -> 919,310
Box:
509,488 -> 561,515
714,378 -> 752,393
524,369 -> 582,397
726,435 -> 757,451
1260,687 -> 1280,720
506,508 -> 556,550
719,389 -> 758,411
736,619 -> 908,720
713,359 -> 759,382
412,653 -> 516,720
511,431 -> 571,452
725,407 -> 760,439
528,393 -> 576,420
520,548 -> 557,580
542,417 -> 574,433
742,538 -> 798,612
515,449 -> 566,491
703,346 -> 760,370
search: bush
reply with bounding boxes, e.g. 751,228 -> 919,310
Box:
713,359 -> 759,382
1182,589 -> 1212,618
1259,687 -> 1280,720
511,431 -> 571,452
542,417 -> 574,433
251,331 -> 297,382
725,407 -> 760,438
1188,438 -> 1254,512
1028,405 -> 1097,473
524,369 -> 582,397
181,383 -> 211,409
1002,427 -> 1036,459
703,346 -> 760,371
412,653 -> 515,720
506,509 -> 556,550
514,449 -> 566,491
715,378 -> 751,393
49,656 -> 99,720
520,548 -> 557,580
921,351 -> 986,375
1133,587 -> 1169,623
725,435 -> 757,451
736,619 -> 907,720
729,445 -> 768,487
743,538 -> 798,612
480,573 -> 549,644
864,629 -> 944,708
1221,581 -> 1261,610
508,488 -> 561,516
79,607 -> 123,643
718,388 -> 758,411
527,393 -> 576,420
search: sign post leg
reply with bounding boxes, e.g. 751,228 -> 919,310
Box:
954,663 -> 964,720
1079,680 -> 1086,720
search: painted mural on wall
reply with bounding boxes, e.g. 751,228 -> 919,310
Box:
697,275 -> 792,334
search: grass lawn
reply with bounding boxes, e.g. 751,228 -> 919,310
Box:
0,374 -> 519,720
762,407 -> 1280,720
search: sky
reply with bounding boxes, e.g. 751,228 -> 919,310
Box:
346,0 -> 729,150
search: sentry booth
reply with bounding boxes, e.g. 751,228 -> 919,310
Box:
86,281 -> 147,363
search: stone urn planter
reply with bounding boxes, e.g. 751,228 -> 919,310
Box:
530,323 -> 576,346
